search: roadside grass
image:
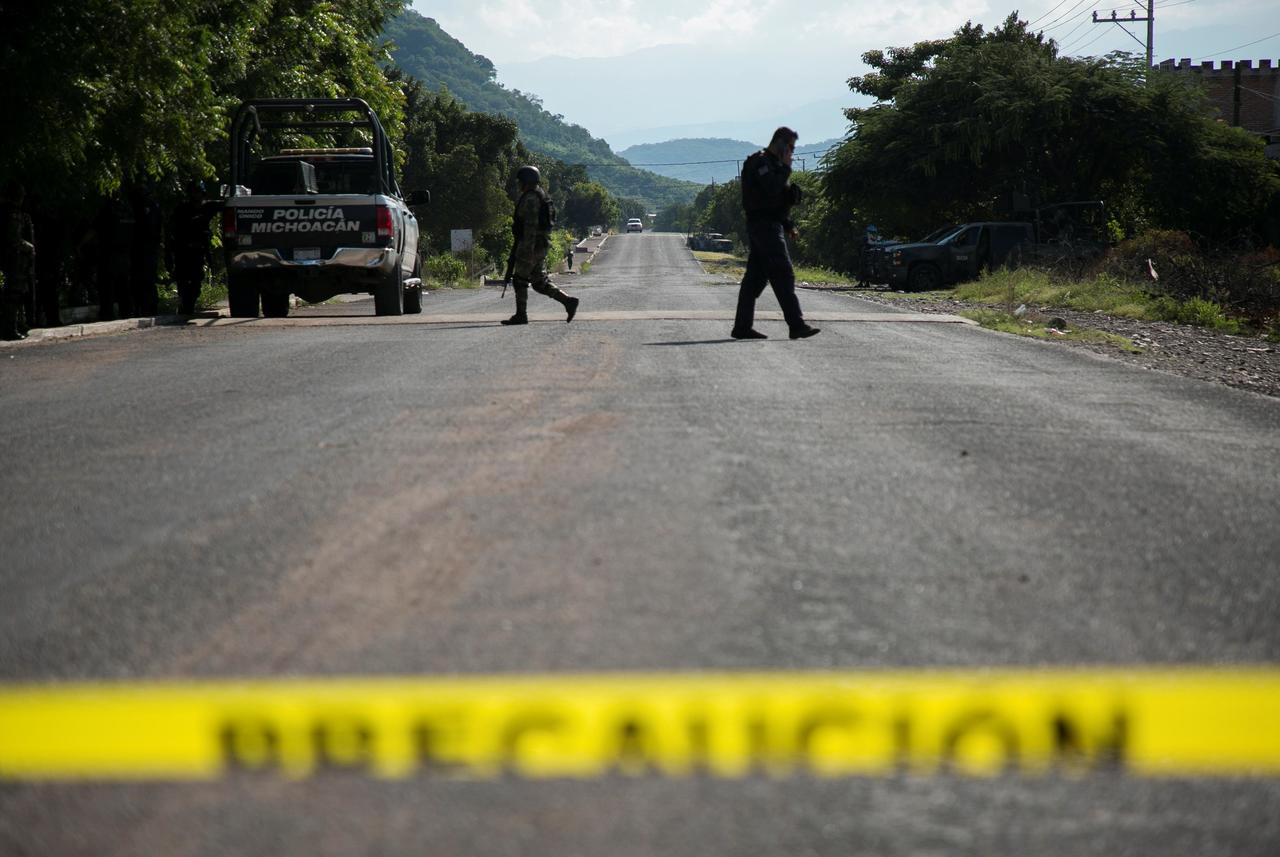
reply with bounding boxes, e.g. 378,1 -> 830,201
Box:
955,268 -> 1242,333
692,250 -> 742,282
196,277 -> 228,310
795,265 -> 856,286
691,251 -> 855,286
961,308 -> 1143,353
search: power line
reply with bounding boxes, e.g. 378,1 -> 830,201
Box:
1090,0 -> 1153,67
571,146 -> 840,171
1053,12 -> 1097,46
1193,30 -> 1280,60
1065,25 -> 1115,54
1044,4 -> 1103,34
1039,0 -> 1094,31
1027,0 -> 1075,28
1239,85 -> 1279,103
1045,1 -> 1103,36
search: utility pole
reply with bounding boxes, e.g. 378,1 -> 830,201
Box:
1092,0 -> 1154,69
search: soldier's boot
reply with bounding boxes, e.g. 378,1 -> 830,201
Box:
503,283 -> 529,325
536,284 -> 577,322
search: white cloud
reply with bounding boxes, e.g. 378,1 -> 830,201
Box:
416,0 -> 1280,65
408,0 -> 1280,144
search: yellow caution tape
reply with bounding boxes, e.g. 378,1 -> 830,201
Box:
1,669 -> 1278,781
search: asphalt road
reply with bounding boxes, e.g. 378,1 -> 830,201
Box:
1,232 -> 1278,855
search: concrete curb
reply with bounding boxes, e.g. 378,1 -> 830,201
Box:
0,315 -> 191,348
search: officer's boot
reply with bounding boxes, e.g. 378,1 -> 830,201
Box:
502,283 -> 529,325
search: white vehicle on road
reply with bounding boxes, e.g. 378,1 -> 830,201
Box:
626,218 -> 643,233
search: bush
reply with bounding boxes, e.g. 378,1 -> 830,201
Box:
425,253 -> 466,287
1099,230 -> 1280,325
1152,296 -> 1240,332
547,229 -> 575,269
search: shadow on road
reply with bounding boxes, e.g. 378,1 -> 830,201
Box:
644,339 -> 741,346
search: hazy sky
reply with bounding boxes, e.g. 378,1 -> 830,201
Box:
407,0 -> 1280,147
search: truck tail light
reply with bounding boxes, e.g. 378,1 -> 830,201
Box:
376,204 -> 394,240
222,208 -> 237,239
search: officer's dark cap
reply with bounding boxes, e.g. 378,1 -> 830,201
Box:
516,165 -> 541,186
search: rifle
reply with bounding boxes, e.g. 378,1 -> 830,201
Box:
501,247 -> 516,299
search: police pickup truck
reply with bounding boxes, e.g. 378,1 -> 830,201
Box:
221,98 -> 429,318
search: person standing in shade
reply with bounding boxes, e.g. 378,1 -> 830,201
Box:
93,192 -> 136,320
731,127 -> 819,340
0,180 -> 36,340
501,165 -> 579,326
169,181 -> 220,315
130,186 -> 163,317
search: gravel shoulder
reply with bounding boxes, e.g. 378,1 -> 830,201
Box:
801,284 -> 1280,399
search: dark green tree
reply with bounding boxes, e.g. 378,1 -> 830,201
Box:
617,197 -> 648,223
562,182 -> 621,234
398,76 -> 522,259
823,13 -> 1279,243
654,202 -> 698,233
694,181 -> 746,245
0,0 -> 406,204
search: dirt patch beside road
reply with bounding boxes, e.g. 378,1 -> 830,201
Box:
805,286 -> 1280,399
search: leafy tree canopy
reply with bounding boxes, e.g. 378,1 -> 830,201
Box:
0,0 -> 405,207
825,13 -> 1279,241
561,182 -> 620,234
398,73 -> 523,259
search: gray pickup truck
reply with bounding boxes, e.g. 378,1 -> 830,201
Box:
885,203 -> 1106,291
884,222 -> 1036,291
221,98 -> 429,318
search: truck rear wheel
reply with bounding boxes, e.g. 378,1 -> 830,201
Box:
227,277 -> 260,318
261,292 -> 290,318
375,260 -> 404,317
403,285 -> 422,314
403,257 -> 423,314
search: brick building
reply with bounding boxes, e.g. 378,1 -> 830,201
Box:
1157,58 -> 1280,158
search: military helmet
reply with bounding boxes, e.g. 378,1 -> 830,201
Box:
515,165 -> 541,186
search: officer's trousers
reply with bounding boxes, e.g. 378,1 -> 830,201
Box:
512,249 -> 570,314
174,256 -> 205,314
734,220 -> 806,333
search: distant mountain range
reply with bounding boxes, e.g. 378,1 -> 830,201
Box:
383,9 -> 700,208
381,10 -> 850,203
498,43 -> 858,149
618,138 -> 846,185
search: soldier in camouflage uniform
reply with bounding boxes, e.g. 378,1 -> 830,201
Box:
0,180 -> 36,340
501,165 -> 579,326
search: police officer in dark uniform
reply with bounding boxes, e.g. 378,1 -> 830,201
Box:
170,181 -> 220,315
732,127 -> 819,340
0,180 -> 35,340
130,186 -> 163,317
93,191 -> 136,320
